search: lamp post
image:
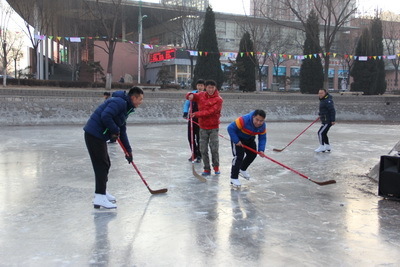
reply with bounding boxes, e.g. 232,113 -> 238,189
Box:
137,13 -> 147,84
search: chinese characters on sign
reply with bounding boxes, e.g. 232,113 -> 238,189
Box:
150,49 -> 176,63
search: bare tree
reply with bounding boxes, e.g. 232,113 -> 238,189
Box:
10,0 -> 56,79
335,30 -> 360,90
257,0 -> 357,90
383,17 -> 400,88
239,16 -> 301,90
159,3 -> 204,86
84,0 -> 126,89
10,36 -> 24,78
0,0 -> 15,86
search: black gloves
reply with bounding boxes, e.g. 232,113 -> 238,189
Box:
110,133 -> 119,142
183,112 -> 188,119
125,152 -> 133,164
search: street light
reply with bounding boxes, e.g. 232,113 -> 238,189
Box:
137,14 -> 147,84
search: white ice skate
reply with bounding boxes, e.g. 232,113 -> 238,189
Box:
106,192 -> 116,203
239,169 -> 251,180
324,144 -> 331,152
314,145 -> 326,153
230,178 -> 241,188
93,194 -> 117,209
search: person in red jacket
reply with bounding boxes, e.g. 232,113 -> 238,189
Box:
186,80 -> 223,176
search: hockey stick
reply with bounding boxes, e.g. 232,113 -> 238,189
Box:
273,117 -> 319,152
241,144 -> 336,186
117,139 -> 168,194
189,102 -> 207,182
185,118 -> 336,186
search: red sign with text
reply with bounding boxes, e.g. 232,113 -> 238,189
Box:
149,49 -> 176,63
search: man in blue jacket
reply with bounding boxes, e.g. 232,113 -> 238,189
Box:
84,87 -> 144,209
315,89 -> 336,152
227,110 -> 267,187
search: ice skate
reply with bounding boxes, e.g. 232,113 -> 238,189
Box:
106,192 -> 116,203
93,194 -> 117,209
314,145 -> 326,153
214,166 -> 220,175
230,178 -> 241,188
324,144 -> 331,152
239,169 -> 250,180
201,170 -> 211,176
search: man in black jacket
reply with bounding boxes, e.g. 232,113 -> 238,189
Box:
315,89 -> 336,152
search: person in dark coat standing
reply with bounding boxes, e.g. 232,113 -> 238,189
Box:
182,79 -> 205,163
315,89 -> 336,152
84,87 -> 144,209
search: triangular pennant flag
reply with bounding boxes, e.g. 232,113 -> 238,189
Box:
199,51 -> 203,56
205,52 -> 208,56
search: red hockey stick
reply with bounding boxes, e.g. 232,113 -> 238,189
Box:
273,117 -> 319,152
242,144 -> 336,186
117,139 -> 168,194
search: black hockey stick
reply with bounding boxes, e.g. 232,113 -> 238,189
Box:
273,117 -> 319,152
189,101 -> 207,182
117,139 -> 168,194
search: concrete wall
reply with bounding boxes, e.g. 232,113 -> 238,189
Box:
1,87 -> 400,126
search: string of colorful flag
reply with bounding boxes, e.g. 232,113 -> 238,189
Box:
34,34 -> 400,61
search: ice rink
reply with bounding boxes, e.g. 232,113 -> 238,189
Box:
1,122 -> 400,266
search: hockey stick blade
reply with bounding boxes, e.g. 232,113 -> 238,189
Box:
117,139 -> 168,195
148,187 -> 168,194
192,164 -> 207,182
273,148 -> 285,152
310,179 -> 337,186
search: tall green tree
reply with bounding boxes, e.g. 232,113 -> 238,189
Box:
236,32 -> 256,92
192,6 -> 223,89
351,17 -> 386,95
371,17 -> 386,95
300,10 -> 324,94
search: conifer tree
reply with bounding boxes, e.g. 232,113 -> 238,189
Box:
351,17 -> 386,95
236,32 -> 256,92
350,28 -> 371,93
371,17 -> 386,95
300,10 -> 324,94
192,6 -> 223,89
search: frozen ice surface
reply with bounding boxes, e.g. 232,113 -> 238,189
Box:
1,122 -> 400,266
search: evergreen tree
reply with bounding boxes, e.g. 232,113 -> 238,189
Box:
192,6 -> 224,89
350,28 -> 372,93
351,17 -> 386,95
371,17 -> 386,95
299,10 -> 324,94
236,32 -> 256,92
